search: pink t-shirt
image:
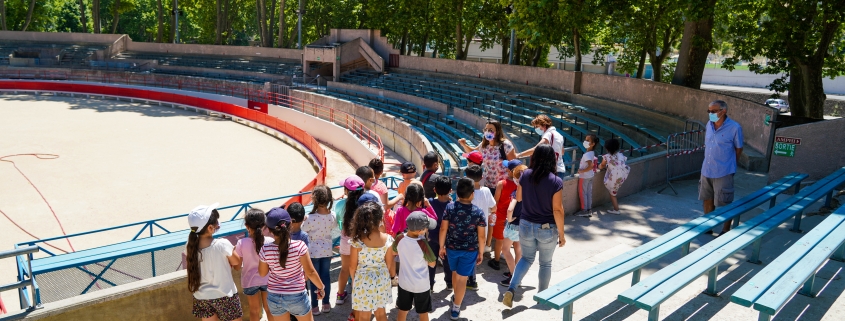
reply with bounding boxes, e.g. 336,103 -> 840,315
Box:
371,180 -> 389,196
259,240 -> 309,294
392,205 -> 437,235
234,236 -> 273,289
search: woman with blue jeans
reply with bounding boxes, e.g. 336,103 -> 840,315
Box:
502,144 -> 566,308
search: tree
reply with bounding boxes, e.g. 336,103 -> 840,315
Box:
21,0 -> 36,31
557,0 -> 602,71
1,0 -> 7,30
79,0 -> 88,32
156,0 -> 163,41
110,0 -> 121,33
276,0 -> 285,47
672,0 -> 718,88
722,0 -> 845,119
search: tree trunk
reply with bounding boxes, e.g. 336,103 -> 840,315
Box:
78,0 -> 87,32
399,30 -> 408,55
277,0 -> 285,47
358,0 -> 367,29
788,62 -> 826,119
500,33 -> 509,64
110,0 -> 120,34
514,39 -> 524,65
419,32 -> 429,56
635,48 -> 647,78
255,0 -> 264,46
0,0 -> 6,30
455,0 -> 464,60
573,28 -> 582,71
93,0 -> 100,33
672,0 -> 716,88
21,0 -> 36,31
268,0 -> 276,47
531,46 -> 542,66
223,0 -> 231,44
155,0 -> 163,41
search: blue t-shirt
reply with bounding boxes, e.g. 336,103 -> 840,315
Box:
427,198 -> 451,244
443,202 -> 487,251
519,169 -> 563,225
291,229 -> 309,247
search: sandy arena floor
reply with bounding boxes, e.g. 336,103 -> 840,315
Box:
0,94 -> 322,310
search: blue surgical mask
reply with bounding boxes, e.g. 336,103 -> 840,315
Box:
534,127 -> 544,136
484,132 -> 496,141
709,112 -> 720,122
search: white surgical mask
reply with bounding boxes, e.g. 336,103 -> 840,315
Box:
709,112 -> 720,122
484,132 -> 496,141
534,127 -> 544,136
583,141 -> 591,149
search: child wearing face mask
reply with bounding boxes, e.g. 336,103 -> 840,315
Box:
576,134 -> 598,217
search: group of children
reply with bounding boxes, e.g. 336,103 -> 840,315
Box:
184,140 -> 630,321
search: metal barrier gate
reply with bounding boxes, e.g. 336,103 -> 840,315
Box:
658,122 -> 706,195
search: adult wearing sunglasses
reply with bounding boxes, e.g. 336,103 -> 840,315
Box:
701,100 -> 744,236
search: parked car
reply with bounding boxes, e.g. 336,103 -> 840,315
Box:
765,98 -> 789,113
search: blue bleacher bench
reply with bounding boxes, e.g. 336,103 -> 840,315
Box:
534,172 -> 808,321
618,167 -> 845,321
731,204 -> 845,321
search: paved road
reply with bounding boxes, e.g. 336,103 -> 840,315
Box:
702,84 -> 845,101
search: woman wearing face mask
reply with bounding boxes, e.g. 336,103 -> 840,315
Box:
458,120 -> 517,195
516,114 -> 566,178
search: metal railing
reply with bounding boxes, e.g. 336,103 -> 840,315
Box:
1,246 -> 41,312
658,129 -> 706,195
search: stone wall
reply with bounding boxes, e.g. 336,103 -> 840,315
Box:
396,55 -> 576,92
579,72 -> 778,160
291,90 -> 433,170
768,118 -> 845,184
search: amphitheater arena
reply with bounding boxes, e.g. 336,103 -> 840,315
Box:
1,29 -> 843,321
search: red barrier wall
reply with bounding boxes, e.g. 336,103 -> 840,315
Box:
0,80 -> 326,206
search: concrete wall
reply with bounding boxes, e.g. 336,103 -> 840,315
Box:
328,29 -> 398,61
126,39 -> 302,60
268,104 -> 377,166
702,68 -> 845,95
579,72 -> 778,158
291,90 -> 433,170
155,65 -> 290,83
0,31 -> 123,44
768,118 -> 845,184
396,55 -> 576,93
328,81 -> 448,114
21,270 -> 261,321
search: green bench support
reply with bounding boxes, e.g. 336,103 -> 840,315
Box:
533,172 -> 808,321
731,204 -> 845,321
618,168 -> 845,321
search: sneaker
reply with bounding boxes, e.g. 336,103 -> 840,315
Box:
450,297 -> 461,320
485,245 -> 492,253
335,292 -> 348,305
606,209 -> 621,215
466,282 -> 479,291
445,283 -> 453,290
499,276 -> 511,287
312,306 -> 321,316
503,271 -> 512,278
321,303 -> 331,313
576,210 -> 593,217
346,312 -> 355,321
502,290 -> 514,308
391,277 -> 399,287
487,259 -> 501,270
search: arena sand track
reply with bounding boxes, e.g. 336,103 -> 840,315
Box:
0,94 -> 319,310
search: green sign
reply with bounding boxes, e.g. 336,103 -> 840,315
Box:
773,142 -> 796,157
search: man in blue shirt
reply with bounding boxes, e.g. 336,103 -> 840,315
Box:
700,100 -> 744,235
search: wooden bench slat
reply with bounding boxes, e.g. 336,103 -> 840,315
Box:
754,210 -> 845,315
535,173 -> 806,308
730,209 -> 845,307
620,168 -> 845,311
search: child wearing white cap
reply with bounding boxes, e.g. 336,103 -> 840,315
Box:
186,203 -> 244,321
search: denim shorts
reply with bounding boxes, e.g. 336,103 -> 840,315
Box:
504,222 -> 519,242
446,249 -> 477,277
243,285 -> 268,296
267,290 -> 311,317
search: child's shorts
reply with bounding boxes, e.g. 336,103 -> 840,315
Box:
340,234 -> 351,255
192,293 -> 243,321
243,285 -> 268,296
267,290 -> 311,317
397,285 -> 432,313
503,223 -> 519,242
493,216 -> 507,239
446,249 -> 477,277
